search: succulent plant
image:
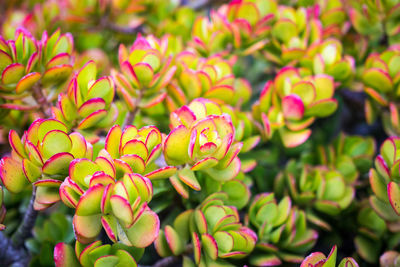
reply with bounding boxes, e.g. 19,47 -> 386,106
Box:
163,98 -> 242,197
54,240 -> 144,267
60,160 -> 160,246
301,245 -> 359,267
317,0 -> 349,38
264,5 -> 322,65
53,61 -> 117,137
0,1 -> 399,266
221,104 -> 260,154
190,11 -> 231,56
314,133 -> 375,184
348,0 -> 400,44
104,124 -> 177,179
362,46 -> 400,136
155,192 -> 257,266
166,52 -> 239,111
112,35 -> 176,116
380,251 -> 400,267
300,38 -> 355,83
275,160 -> 355,225
0,119 -> 92,210
222,0 -> 276,54
354,202 -> 388,264
247,193 -> 318,266
252,67 -> 337,147
0,29 -> 73,111
369,137 -> 400,226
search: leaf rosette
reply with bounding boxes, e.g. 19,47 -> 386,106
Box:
252,67 -> 337,147
247,193 -> 318,266
104,124 -> 177,179
60,160 -> 160,247
54,240 -> 144,267
0,29 -> 73,110
369,137 -> 400,227
155,192 -> 257,266
163,98 -> 242,197
53,60 -> 117,137
0,119 -> 92,210
362,46 -> 400,136
112,35 -> 176,111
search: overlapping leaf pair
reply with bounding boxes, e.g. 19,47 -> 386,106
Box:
369,137 -> 400,228
53,61 -> 117,137
155,192 -> 257,266
301,245 -> 358,267
252,67 -> 337,147
362,46 -> 400,135
54,240 -> 143,267
163,98 -> 242,197
0,29 -> 73,110
247,193 -> 317,266
0,119 -> 92,210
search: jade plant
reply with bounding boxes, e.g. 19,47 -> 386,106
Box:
369,137 -> 400,224
362,46 -> 400,136
247,193 -> 318,266
252,67 -> 337,147
0,0 -> 398,266
301,245 -> 359,267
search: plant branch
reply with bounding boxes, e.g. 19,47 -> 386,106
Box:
99,7 -> 142,35
139,244 -> 193,267
11,186 -> 38,248
103,21 -> 143,35
123,91 -> 143,128
184,0 -> 229,10
32,82 -> 52,118
0,232 -> 30,266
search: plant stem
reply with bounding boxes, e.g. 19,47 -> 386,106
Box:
0,187 -> 37,265
99,6 -> 142,35
123,91 -> 143,128
151,256 -> 180,267
0,232 -> 29,266
32,82 -> 52,118
104,22 -> 143,35
11,186 -> 38,247
139,244 -> 193,267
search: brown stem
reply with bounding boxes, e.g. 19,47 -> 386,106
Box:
32,82 -> 52,118
151,256 -> 180,267
123,91 -> 143,128
11,186 -> 38,247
